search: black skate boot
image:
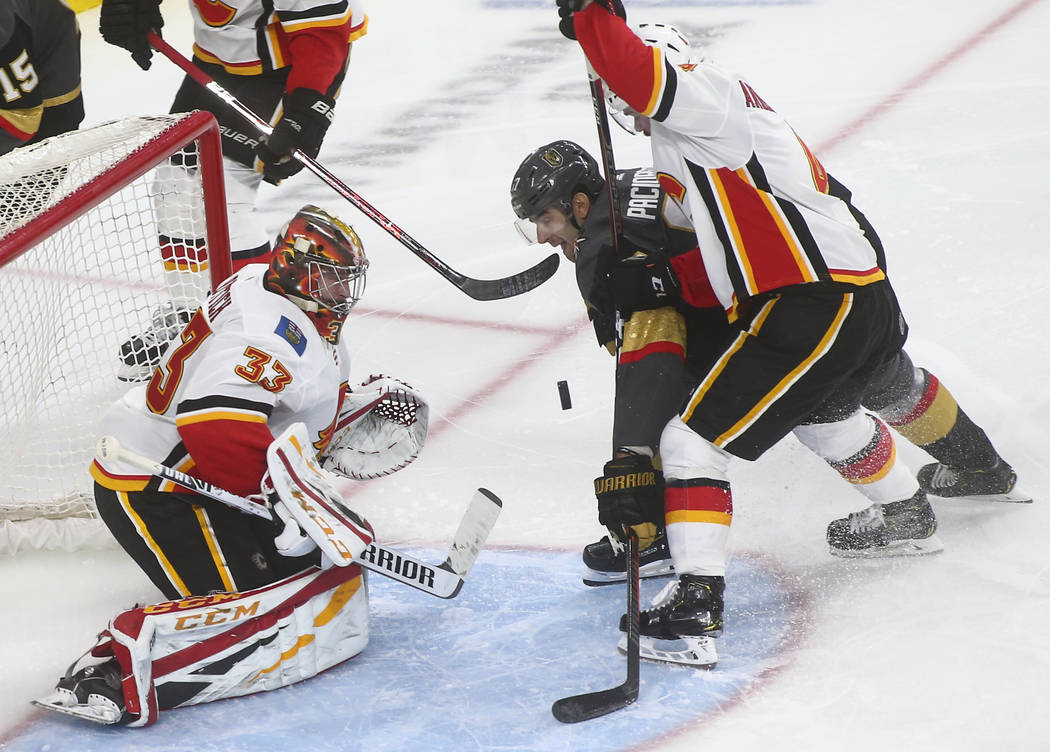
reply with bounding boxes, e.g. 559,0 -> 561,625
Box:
827,490 -> 943,558
918,459 -> 1031,503
617,574 -> 723,667
582,528 -> 674,586
117,301 -> 195,382
32,657 -> 130,725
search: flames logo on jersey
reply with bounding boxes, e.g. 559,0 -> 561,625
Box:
194,0 -> 237,28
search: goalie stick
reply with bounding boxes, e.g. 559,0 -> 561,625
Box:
95,436 -> 501,599
146,31 -> 558,302
552,529 -> 640,723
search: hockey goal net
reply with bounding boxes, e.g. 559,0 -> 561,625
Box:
0,111 -> 232,553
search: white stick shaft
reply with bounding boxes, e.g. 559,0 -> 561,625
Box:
96,437 -> 271,520
94,437 -> 499,598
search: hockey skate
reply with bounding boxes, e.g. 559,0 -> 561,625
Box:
32,657 -> 128,725
117,301 -> 195,382
827,490 -> 944,558
616,574 -> 722,668
918,460 -> 1032,503
582,530 -> 675,586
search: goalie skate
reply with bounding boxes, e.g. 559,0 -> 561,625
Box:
33,658 -> 127,725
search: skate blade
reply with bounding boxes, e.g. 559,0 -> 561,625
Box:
929,489 -> 1033,504
829,532 -> 945,559
31,696 -> 122,725
582,560 -> 675,587
618,633 -> 718,668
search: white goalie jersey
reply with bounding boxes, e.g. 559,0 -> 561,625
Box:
90,265 -> 351,496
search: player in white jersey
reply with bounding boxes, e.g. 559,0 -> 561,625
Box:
33,206 -> 419,726
554,0 -> 1025,667
511,141 -> 1026,594
98,0 -> 367,379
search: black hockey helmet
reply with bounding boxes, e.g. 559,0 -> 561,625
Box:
510,140 -> 605,221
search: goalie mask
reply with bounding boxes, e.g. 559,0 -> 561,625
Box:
265,205 -> 368,343
510,140 -> 604,244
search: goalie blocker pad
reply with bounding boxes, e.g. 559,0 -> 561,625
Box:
323,375 -> 429,480
67,564 -> 367,727
267,422 -> 374,566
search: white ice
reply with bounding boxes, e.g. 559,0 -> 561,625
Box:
2,0 -> 1049,749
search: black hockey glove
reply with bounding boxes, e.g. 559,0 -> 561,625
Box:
607,248 -> 681,317
595,453 -> 664,547
556,0 -> 626,40
255,88 -> 336,185
99,0 -> 163,71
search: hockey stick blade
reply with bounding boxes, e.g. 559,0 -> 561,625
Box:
452,253 -> 560,301
358,489 -> 500,598
146,32 -> 558,302
441,488 -> 502,577
552,532 -> 640,723
551,683 -> 638,724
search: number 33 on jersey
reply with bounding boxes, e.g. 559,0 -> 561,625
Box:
92,265 -> 352,497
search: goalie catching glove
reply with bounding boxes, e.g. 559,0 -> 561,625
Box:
595,451 -> 665,550
322,375 -> 429,480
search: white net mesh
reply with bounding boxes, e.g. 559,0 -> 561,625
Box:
0,114 -> 230,552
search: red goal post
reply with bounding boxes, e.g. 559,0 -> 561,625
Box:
0,111 -> 233,552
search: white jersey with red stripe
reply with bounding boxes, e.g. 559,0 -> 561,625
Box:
575,6 -> 885,317
188,0 -> 367,76
92,264 -> 350,491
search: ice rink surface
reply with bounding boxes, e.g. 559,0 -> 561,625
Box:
2,0 -> 1049,750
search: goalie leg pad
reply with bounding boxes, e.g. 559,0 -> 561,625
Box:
38,565 -> 368,727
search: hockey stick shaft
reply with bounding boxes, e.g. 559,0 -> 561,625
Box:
146,32 -> 559,301
551,530 -> 638,723
96,436 -> 500,598
587,74 -> 623,250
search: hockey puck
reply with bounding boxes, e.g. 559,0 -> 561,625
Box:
557,380 -> 572,410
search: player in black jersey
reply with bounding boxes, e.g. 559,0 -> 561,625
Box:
0,0 -> 83,155
511,140 -> 1025,588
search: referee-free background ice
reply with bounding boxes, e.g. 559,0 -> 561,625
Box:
2,0 -> 1049,750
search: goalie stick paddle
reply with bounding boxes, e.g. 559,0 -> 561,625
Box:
551,529 -> 640,723
96,436 -> 501,599
146,32 -> 558,302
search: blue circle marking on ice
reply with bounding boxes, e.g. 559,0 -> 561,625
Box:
8,549 -> 800,752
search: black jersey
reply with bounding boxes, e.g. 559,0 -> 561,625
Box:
0,0 -> 83,154
572,167 -> 729,453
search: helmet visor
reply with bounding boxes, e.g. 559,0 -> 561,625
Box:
513,217 -> 539,245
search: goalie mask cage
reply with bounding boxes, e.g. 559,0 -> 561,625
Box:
0,111 -> 232,553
